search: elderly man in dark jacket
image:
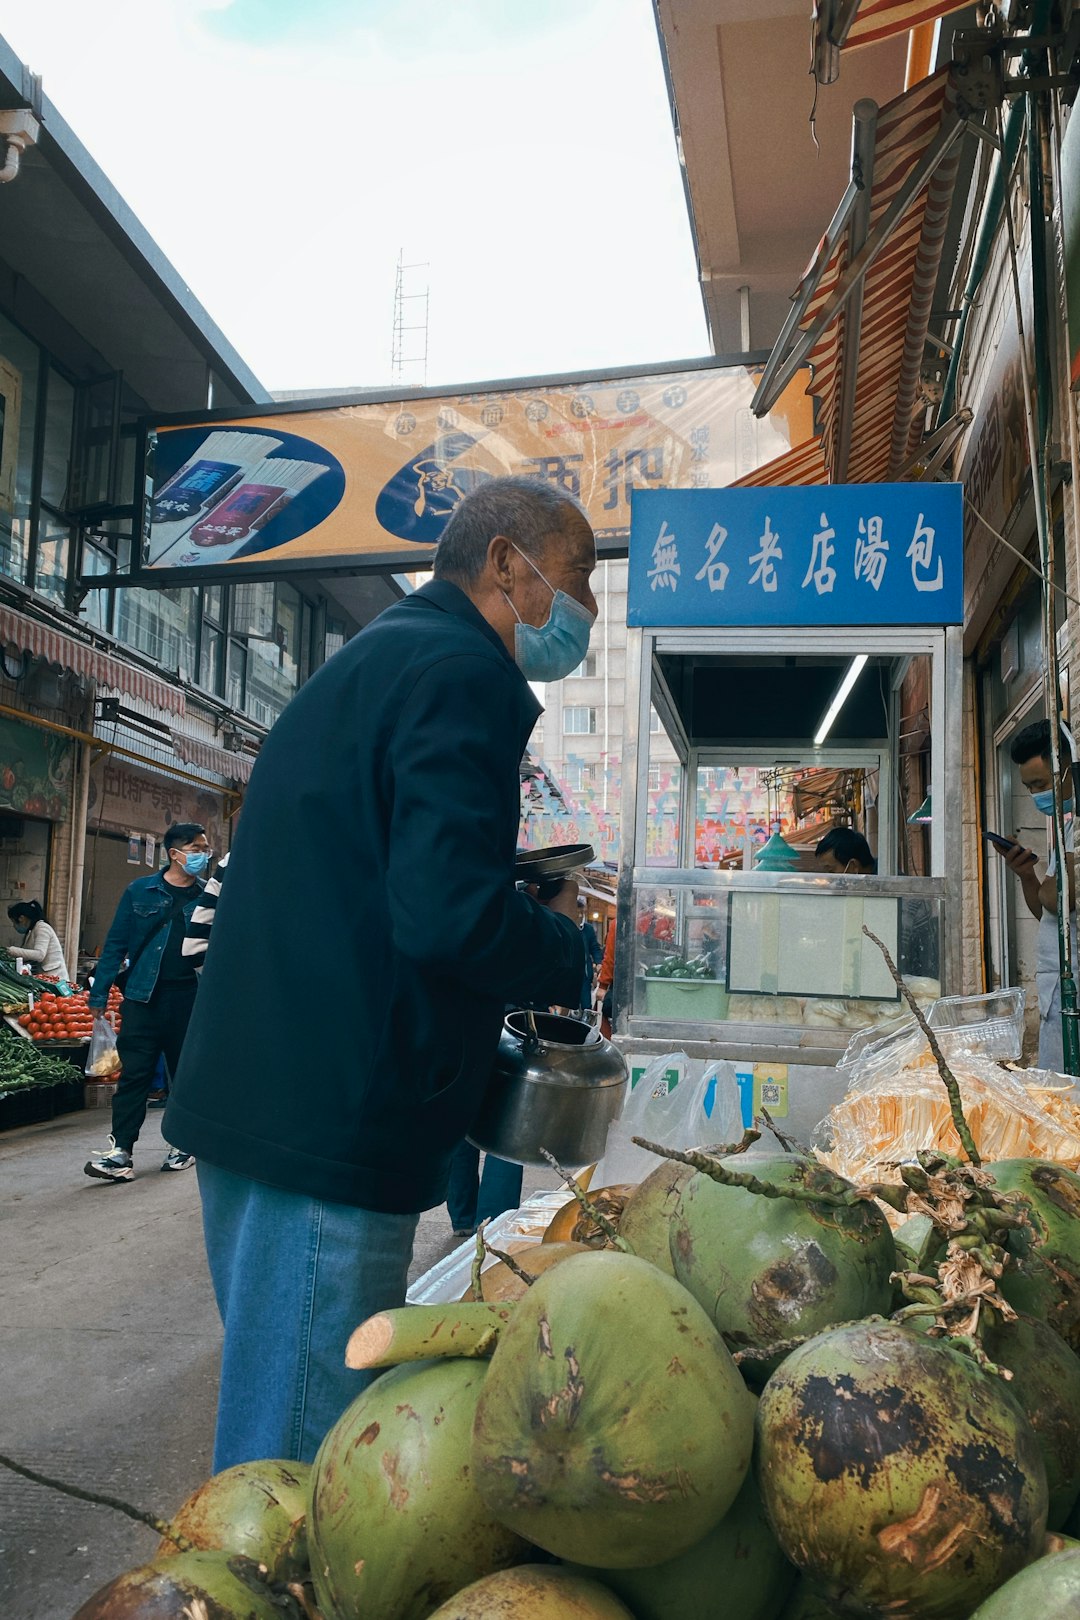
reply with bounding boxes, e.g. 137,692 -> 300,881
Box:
166,475 -> 596,1468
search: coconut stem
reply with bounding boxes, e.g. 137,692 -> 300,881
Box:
286,1582 -> 327,1620
344,1303 -> 512,1369
468,1221 -> 488,1302
757,1108 -> 804,1154
732,1316 -> 888,1365
862,926 -> 981,1165
483,1241 -> 539,1287
0,1449 -> 193,1551
538,1148 -> 632,1251
631,1137 -> 866,1207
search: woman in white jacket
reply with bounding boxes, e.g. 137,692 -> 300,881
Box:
7,899 -> 69,980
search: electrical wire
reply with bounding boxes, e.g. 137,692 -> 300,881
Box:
963,496 -> 1080,611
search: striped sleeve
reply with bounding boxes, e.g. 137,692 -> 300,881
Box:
182,853 -> 230,964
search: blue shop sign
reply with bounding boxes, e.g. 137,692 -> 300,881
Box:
627,483 -> 962,627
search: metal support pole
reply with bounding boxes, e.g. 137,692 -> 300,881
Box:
1028,90 -> 1080,1074
754,113 -> 970,417
834,100 -> 878,483
1000,93 -> 1079,1072
751,177 -> 862,416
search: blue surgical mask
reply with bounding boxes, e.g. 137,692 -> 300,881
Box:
503,544 -> 595,682
1033,790 -> 1074,816
181,851 -> 210,876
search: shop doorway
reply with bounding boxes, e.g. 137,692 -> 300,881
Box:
987,701 -> 1050,1053
80,831 -> 149,961
0,813 -> 52,948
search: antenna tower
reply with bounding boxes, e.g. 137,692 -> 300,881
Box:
391,251 -> 430,388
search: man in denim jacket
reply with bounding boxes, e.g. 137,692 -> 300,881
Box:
84,822 -> 210,1181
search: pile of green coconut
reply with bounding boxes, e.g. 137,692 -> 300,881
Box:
43,973 -> 1080,1618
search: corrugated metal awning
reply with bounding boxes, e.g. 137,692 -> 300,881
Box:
732,436 -> 829,488
843,0 -> 970,51
0,602 -> 185,717
753,67 -> 966,484
171,732 -> 256,783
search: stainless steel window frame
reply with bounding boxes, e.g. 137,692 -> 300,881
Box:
615,623 -> 964,1038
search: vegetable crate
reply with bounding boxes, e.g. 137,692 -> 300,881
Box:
0,1077 -> 84,1131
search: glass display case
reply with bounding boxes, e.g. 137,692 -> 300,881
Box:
614,623 -> 962,1067
627,872 -> 943,1059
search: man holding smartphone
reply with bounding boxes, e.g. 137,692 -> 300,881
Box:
993,720 -> 1077,1071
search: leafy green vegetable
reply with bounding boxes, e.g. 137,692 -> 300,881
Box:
645,954 -> 717,981
0,1027 -> 78,1094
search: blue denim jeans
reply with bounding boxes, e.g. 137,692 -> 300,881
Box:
197,1160 -> 419,1469
446,1140 -> 524,1232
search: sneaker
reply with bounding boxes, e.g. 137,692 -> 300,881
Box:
146,1092 -> 167,1110
161,1148 -> 195,1172
84,1138 -> 133,1182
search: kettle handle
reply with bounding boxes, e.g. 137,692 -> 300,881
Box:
523,1007 -> 540,1052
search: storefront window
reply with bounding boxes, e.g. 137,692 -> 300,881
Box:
226,639 -> 246,711
115,586 -> 199,671
0,312 -> 39,587
200,624 -> 223,694
243,582 -> 304,726
35,509 -> 70,602
40,368 -> 74,510
324,616 -> 346,660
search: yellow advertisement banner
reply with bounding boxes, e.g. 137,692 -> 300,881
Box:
141,361 -> 812,579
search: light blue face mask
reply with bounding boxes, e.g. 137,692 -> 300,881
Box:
503,544 -> 595,683
1032,790 -> 1074,817
180,851 -> 210,876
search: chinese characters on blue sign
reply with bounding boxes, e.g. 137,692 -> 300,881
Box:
626,484 -> 963,626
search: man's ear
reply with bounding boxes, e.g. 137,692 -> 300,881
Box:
488,534 -> 515,590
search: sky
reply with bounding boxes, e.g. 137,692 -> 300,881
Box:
3,0 -> 711,394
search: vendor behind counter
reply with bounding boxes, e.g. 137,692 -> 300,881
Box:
6,899 -> 69,980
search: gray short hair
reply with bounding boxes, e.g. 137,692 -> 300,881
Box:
433,475 -> 587,584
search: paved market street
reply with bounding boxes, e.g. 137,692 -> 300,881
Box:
0,1108 -> 547,1619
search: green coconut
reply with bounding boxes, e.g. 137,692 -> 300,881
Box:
982,1315 -> 1080,1531
427,1565 -> 635,1618
756,1319 -> 1048,1620
618,1148 -> 716,1275
668,1153 -> 895,1382
157,1458 -> 310,1582
71,1550 -> 298,1619
968,1547 -> 1080,1617
309,1357 -> 529,1620
775,1581 -> 845,1618
563,1466 -> 796,1620
987,1160 -> 1080,1351
472,1250 -> 754,1568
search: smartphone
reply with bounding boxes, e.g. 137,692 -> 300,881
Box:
983,829 -> 1019,854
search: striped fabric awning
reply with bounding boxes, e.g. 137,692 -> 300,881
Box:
170,731 -> 255,783
0,602 -> 185,717
732,436 -> 829,489
843,0 -> 970,50
785,67 -> 962,483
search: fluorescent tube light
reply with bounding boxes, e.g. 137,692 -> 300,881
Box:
814,655 -> 868,746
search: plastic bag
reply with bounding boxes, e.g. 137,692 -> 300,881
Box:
87,1011 -> 121,1078
595,1053 -> 741,1185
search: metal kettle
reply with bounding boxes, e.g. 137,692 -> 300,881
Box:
467,1009 -> 628,1167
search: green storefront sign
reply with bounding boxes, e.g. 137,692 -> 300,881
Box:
0,714 -> 74,820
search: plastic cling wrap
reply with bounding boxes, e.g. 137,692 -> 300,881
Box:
815,1042 -> 1080,1200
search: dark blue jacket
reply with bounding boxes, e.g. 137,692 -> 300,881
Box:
90,869 -> 204,1007
166,581 -> 584,1213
